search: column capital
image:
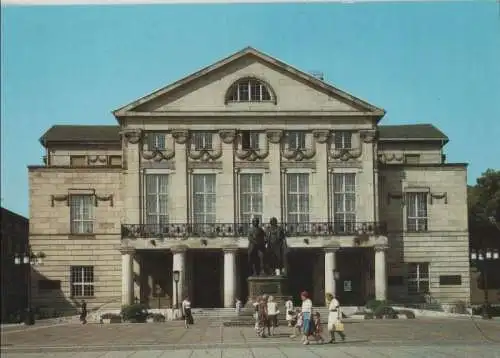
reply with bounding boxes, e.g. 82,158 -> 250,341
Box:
222,245 -> 239,254
323,243 -> 340,253
120,246 -> 136,255
374,244 -> 389,252
171,245 -> 189,254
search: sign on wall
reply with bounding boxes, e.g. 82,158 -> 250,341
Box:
343,280 -> 352,292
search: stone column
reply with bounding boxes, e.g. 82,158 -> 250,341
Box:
148,274 -> 154,298
374,244 -> 388,301
133,255 -> 141,302
223,246 -> 238,308
121,247 -> 135,306
324,244 -> 339,300
172,246 -> 187,308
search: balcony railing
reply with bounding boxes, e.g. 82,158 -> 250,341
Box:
121,221 -> 387,240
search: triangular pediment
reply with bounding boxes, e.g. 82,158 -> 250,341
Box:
113,47 -> 385,117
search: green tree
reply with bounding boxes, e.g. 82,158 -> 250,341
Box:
468,169 -> 500,249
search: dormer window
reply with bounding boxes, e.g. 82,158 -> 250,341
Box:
227,79 -> 273,103
147,133 -> 166,150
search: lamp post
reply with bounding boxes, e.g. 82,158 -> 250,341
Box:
173,270 -> 180,310
471,248 -> 500,320
14,246 -> 44,326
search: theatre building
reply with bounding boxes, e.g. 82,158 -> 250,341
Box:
28,47 -> 470,311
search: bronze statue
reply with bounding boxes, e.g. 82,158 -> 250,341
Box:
265,217 -> 288,276
248,218 -> 266,276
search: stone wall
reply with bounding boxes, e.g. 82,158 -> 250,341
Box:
379,165 -> 470,304
28,167 -> 124,312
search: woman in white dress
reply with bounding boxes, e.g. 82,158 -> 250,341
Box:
326,293 -> 346,343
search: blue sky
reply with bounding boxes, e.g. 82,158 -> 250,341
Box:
1,2 -> 499,217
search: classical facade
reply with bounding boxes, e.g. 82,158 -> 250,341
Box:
28,47 -> 470,310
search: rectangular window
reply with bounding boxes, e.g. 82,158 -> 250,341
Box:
407,263 -> 430,295
287,173 -> 309,232
38,279 -> 61,291
192,174 -> 216,230
240,174 -> 263,225
334,131 -> 352,150
147,133 -> 166,150
404,154 -> 421,164
332,173 -> 356,233
70,156 -> 87,167
439,275 -> 462,286
287,132 -> 306,150
241,131 -> 260,150
145,174 -> 169,229
70,266 -> 94,297
192,133 -> 213,151
70,195 -> 94,234
406,192 -> 428,232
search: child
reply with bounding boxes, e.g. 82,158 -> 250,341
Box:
290,308 -> 302,338
253,298 -> 260,335
312,312 -> 324,344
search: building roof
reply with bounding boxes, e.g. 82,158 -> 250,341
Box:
39,123 -> 449,147
39,125 -> 122,146
378,124 -> 449,143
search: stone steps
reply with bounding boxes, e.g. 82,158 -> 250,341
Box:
87,306 -> 361,323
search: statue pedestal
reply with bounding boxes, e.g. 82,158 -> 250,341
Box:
246,275 -> 288,306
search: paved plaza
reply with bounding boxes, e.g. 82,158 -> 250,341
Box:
2,318 -> 500,357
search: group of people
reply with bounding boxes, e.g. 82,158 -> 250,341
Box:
252,291 -> 346,344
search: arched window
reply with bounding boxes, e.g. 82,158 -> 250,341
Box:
226,78 -> 275,103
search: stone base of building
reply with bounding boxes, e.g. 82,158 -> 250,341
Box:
247,275 -> 288,305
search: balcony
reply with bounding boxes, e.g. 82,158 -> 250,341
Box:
121,221 -> 387,240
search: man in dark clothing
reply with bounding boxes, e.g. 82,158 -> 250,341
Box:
80,300 -> 87,324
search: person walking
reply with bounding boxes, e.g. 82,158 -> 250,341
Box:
326,293 -> 346,343
300,291 -> 313,345
79,300 -> 87,324
181,296 -> 193,329
257,296 -> 268,338
290,308 -> 302,338
312,312 -> 325,344
285,296 -> 294,327
266,295 -> 279,336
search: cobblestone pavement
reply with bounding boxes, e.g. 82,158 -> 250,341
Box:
1,318 -> 500,357
2,344 -> 500,358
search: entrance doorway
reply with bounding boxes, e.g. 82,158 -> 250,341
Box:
336,248 -> 369,306
191,250 -> 222,308
287,249 -> 317,306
